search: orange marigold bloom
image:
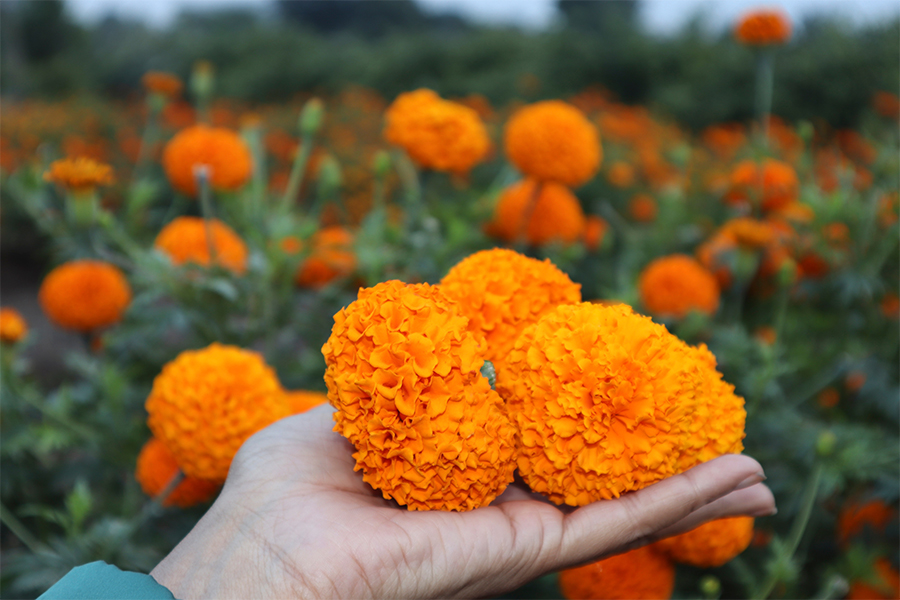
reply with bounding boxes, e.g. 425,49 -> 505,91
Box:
639,255 -> 720,318
702,123 -> 747,160
154,217 -> 248,274
162,125 -> 252,196
43,157 -> 114,193
726,159 -> 799,212
0,307 -> 27,344
817,387 -> 840,409
823,222 -> 850,248
485,179 -> 586,246
135,437 -> 219,508
294,226 -> 357,289
558,546 -> 675,600
722,217 -> 774,249
797,252 -> 829,280
607,160 -> 635,188
439,248 -> 581,371
583,215 -> 609,251
734,9 -> 792,45
628,193 -> 658,223
873,91 -> 900,120
501,303 -> 721,505
504,100 -> 602,187
881,293 -> 900,319
322,280 -> 517,511
39,260 -> 132,332
141,72 -> 183,98
697,232 -> 738,289
845,371 -> 867,393
755,326 -> 776,345
146,343 -> 290,482
286,390 -> 328,415
878,193 -> 899,228
838,499 -> 897,546
771,201 -> 815,224
384,89 -> 490,175
654,516 -> 754,568
848,558 -> 900,600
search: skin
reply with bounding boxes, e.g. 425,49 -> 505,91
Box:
152,405 -> 775,599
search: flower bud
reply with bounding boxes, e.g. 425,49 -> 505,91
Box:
372,150 -> 391,179
816,430 -> 837,457
300,98 -> 324,137
316,155 -> 342,198
778,258 -> 798,286
190,60 -> 214,102
700,575 -> 722,599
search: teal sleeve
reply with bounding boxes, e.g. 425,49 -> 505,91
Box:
38,561 -> 175,600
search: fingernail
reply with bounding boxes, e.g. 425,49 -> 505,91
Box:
734,472 -> 766,491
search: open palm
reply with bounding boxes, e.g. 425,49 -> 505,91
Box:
151,405 -> 775,599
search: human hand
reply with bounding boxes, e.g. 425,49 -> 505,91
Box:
151,405 -> 775,599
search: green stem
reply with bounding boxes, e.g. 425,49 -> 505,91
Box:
196,167 -> 218,266
755,49 -> 775,147
132,100 -> 161,183
0,501 -> 44,553
754,462 -> 824,599
281,135 -> 313,211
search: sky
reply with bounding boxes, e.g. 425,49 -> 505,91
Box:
66,0 -> 900,33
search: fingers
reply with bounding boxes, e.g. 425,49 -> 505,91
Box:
555,454 -> 767,569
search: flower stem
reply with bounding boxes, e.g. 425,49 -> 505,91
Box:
281,135 -> 313,211
196,166 -> 218,266
0,501 -> 43,554
755,49 -> 775,146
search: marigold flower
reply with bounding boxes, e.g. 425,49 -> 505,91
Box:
722,217 -> 774,249
823,222 -> 849,248
162,125 -> 252,196
322,280 -> 517,511
583,216 -> 609,251
504,100 -> 601,187
500,303 -> 723,505
817,387 -> 840,409
135,437 -> 219,508
384,89 -> 491,174
702,123 -> 747,160
558,545 -> 674,600
755,326 -> 776,345
439,248 -> 581,371
0,307 -> 27,344
881,293 -> 900,319
697,233 -> 738,289
654,516 -> 754,568
771,201 -> 815,224
286,390 -> 328,414
838,499 -> 897,546
848,558 -> 900,600
146,343 -> 290,482
141,72 -> 183,98
734,9 -> 792,45
294,226 -> 356,289
39,260 -> 132,332
607,161 -> 635,188
484,179 -> 586,246
639,255 -> 720,318
845,371 -> 867,393
726,159 -> 799,212
154,216 -> 248,274
628,193 -> 658,223
797,252 -> 829,280
43,157 -> 114,193
873,91 -> 900,120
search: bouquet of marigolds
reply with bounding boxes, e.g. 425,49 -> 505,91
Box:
1,11 -> 898,597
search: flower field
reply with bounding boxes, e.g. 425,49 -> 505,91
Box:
1,7 -> 898,599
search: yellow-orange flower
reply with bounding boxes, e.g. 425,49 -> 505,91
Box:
722,217 -> 775,249
294,226 -> 357,289
848,558 -> 900,600
559,545 -> 674,600
141,72 -> 183,98
154,216 -> 248,274
583,215 -> 609,251
734,9 -> 792,45
881,294 -> 900,319
607,161 -> 635,188
39,260 -> 132,332
322,280 -> 517,511
501,303 -> 713,505
823,222 -> 850,248
285,390 -> 328,415
639,255 -> 720,318
135,437 -> 219,508
43,157 -> 114,193
838,499 -> 897,546
726,159 -> 799,212
873,91 -> 900,120
504,100 -> 601,187
817,387 -> 840,408
146,343 -> 290,482
654,516 -> 754,567
628,193 -> 658,223
0,307 -> 27,344
439,248 -> 581,371
485,179 -> 586,246
162,125 -> 252,196
384,89 -> 490,174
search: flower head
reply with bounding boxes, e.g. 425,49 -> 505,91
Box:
639,255 -> 720,318
847,558 -> 900,600
485,179 -> 586,246
43,157 -> 114,193
162,125 -> 252,196
286,390 -> 328,415
39,260 -> 132,332
146,343 -> 290,482
654,516 -> 754,567
558,545 -> 675,600
726,159 -> 799,212
734,9 -> 792,45
384,89 -> 491,174
142,72 -> 183,98
500,303 -> 714,505
0,308 -> 28,344
629,193 -> 658,223
606,161 -> 635,188
439,248 -> 581,371
838,499 -> 897,546
293,226 -> 357,289
583,216 -> 609,251
322,280 -> 517,511
135,437 -> 219,508
504,100 -> 601,187
722,217 -> 775,249
154,216 -> 248,274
